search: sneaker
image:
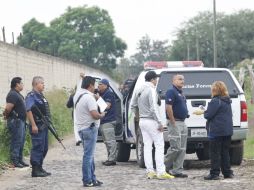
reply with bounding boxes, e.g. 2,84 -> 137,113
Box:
102,160 -> 116,166
83,182 -> 94,187
170,172 -> 188,178
76,141 -> 82,146
204,174 -> 220,180
93,180 -> 103,186
157,172 -> 175,180
147,171 -> 157,179
224,174 -> 234,179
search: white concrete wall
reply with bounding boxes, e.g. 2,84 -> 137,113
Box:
0,42 -> 118,106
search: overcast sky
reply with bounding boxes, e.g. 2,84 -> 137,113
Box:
1,0 -> 254,56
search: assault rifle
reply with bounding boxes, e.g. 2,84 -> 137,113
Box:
33,105 -> 66,150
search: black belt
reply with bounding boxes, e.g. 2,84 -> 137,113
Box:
8,116 -> 26,121
174,118 -> 185,121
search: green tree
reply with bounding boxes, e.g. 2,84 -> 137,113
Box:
116,35 -> 170,80
134,35 -> 169,62
218,10 -> 254,67
18,6 -> 127,70
18,18 -> 58,55
116,58 -> 143,81
169,11 -> 221,67
170,10 -> 254,68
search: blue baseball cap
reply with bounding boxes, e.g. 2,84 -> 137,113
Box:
99,79 -> 109,86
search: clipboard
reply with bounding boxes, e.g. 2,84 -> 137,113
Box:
97,97 -> 107,112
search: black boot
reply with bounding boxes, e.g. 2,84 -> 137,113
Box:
204,174 -> 220,180
40,165 -> 51,176
32,166 -> 48,177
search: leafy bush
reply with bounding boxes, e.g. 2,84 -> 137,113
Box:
45,89 -> 73,144
0,121 -> 10,162
233,61 -> 254,159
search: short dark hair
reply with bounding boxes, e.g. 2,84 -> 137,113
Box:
81,76 -> 95,89
10,77 -> 22,88
145,71 -> 158,82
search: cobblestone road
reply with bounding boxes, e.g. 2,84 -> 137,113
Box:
1,136 -> 254,190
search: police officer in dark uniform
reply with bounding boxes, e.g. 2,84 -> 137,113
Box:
25,76 -> 51,177
164,74 -> 189,178
97,79 -> 117,166
3,77 -> 29,168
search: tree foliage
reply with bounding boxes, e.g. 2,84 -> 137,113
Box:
134,35 -> 169,63
18,6 -> 127,70
170,10 -> 254,68
18,18 -> 57,55
116,35 -> 170,80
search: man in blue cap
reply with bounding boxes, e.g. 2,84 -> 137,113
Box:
97,78 -> 117,166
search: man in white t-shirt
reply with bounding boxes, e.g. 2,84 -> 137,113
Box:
73,76 -> 105,187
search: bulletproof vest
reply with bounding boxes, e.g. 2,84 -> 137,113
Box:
31,93 -> 50,121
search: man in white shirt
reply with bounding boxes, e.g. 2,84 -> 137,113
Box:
73,76 -> 105,187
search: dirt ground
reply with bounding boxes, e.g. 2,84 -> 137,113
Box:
1,134 -> 254,190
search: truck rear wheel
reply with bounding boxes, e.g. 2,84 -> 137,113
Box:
230,141 -> 243,165
136,128 -> 145,168
116,142 -> 131,162
196,144 -> 210,160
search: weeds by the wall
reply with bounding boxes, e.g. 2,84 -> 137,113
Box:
45,89 -> 73,144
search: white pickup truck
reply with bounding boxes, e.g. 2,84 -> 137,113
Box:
113,62 -> 248,167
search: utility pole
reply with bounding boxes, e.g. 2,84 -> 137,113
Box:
187,42 -> 190,61
213,0 -> 217,67
196,28 -> 200,60
2,27 -> 6,42
12,32 -> 14,44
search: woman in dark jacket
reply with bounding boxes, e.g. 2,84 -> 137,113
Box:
204,81 -> 234,180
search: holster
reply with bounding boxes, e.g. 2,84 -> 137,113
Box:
90,122 -> 95,128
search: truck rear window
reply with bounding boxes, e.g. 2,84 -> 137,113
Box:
157,71 -> 240,99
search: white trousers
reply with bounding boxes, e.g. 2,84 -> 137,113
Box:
139,118 -> 165,175
73,109 -> 81,142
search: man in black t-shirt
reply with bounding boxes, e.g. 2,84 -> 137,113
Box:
3,77 -> 28,168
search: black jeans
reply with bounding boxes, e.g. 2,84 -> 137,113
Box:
209,136 -> 233,177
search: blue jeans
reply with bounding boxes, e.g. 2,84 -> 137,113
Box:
30,124 -> 48,166
79,126 -> 98,184
7,118 -> 26,163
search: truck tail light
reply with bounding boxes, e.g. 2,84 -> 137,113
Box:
240,101 -> 248,122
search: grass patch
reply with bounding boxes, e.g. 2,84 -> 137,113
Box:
0,122 -> 10,163
45,89 -> 73,144
244,91 -> 254,159
244,138 -> 254,159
